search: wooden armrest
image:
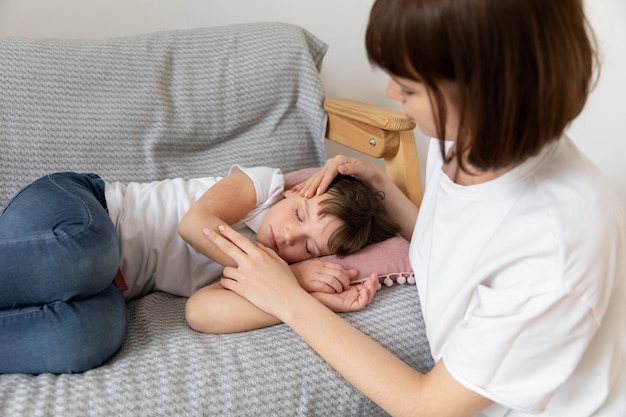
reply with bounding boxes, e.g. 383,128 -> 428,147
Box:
324,98 -> 423,207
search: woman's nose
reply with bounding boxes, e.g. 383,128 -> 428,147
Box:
385,78 -> 404,102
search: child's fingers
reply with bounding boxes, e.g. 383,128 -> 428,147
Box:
361,273 -> 380,301
319,262 -> 353,290
351,272 -> 382,291
311,274 -> 377,313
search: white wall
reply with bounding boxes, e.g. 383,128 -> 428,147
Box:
1,0 -> 624,207
570,1 -> 626,208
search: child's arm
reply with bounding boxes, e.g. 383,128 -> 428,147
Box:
178,170 -> 257,267
186,269 -> 380,334
186,282 -> 281,333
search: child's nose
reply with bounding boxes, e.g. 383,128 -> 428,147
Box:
276,226 -> 292,247
281,226 -> 302,247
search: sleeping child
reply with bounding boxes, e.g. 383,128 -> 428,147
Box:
0,166 -> 399,374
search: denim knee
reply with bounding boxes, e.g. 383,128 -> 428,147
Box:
0,283 -> 127,374
0,172 -> 120,308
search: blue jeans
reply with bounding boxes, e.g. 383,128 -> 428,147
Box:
0,173 -> 126,374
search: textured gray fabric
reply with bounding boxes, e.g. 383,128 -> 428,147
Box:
0,287 -> 433,417
0,23 -> 434,416
0,22 -> 328,209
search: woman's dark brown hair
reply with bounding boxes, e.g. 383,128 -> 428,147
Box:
319,175 -> 400,257
366,0 -> 598,171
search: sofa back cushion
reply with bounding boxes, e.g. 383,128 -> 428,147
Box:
0,22 -> 328,209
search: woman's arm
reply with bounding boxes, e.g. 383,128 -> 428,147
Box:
300,155 -> 419,240
271,285 -> 492,417
178,170 -> 257,267
206,224 -> 493,417
280,290 -> 491,417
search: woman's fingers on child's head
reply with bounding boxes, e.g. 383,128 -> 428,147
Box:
301,155 -> 366,198
301,156 -> 342,197
300,171 -> 324,198
290,182 -> 305,192
308,170 -> 336,197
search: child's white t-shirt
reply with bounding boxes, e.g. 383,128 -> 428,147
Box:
105,165 -> 284,300
410,137 -> 626,416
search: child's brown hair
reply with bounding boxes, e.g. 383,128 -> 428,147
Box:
320,175 -> 399,257
366,0 -> 598,172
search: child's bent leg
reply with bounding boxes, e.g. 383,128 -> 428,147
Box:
0,172 -> 120,307
0,283 -> 126,374
0,172 -> 125,374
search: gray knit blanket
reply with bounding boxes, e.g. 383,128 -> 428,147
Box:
1,288 -> 432,417
0,23 -> 434,416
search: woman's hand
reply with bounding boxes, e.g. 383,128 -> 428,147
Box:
203,225 -> 300,319
290,259 -> 356,294
304,155 -> 419,241
299,155 -> 381,198
203,225 -> 378,318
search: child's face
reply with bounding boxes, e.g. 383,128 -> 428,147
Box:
256,189 -> 342,263
386,75 -> 460,141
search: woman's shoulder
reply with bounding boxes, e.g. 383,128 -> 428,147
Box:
530,137 -> 620,215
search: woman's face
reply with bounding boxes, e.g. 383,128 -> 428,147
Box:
385,75 -> 460,141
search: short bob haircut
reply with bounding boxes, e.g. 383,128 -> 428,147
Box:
366,0 -> 598,171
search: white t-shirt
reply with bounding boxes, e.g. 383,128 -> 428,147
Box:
105,165 -> 284,300
410,137 -> 626,416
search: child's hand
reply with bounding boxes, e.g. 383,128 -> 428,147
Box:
290,259 -> 357,294
310,273 -> 379,313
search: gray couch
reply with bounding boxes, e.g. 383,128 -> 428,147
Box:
0,23 -> 433,416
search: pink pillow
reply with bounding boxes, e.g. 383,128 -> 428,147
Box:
319,235 -> 414,287
284,168 -> 415,288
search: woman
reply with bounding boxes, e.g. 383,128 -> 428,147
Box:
203,0 -> 626,415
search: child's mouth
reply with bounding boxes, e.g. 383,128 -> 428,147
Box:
269,229 -> 278,252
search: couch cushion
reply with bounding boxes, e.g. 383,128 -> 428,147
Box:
0,22 -> 328,209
